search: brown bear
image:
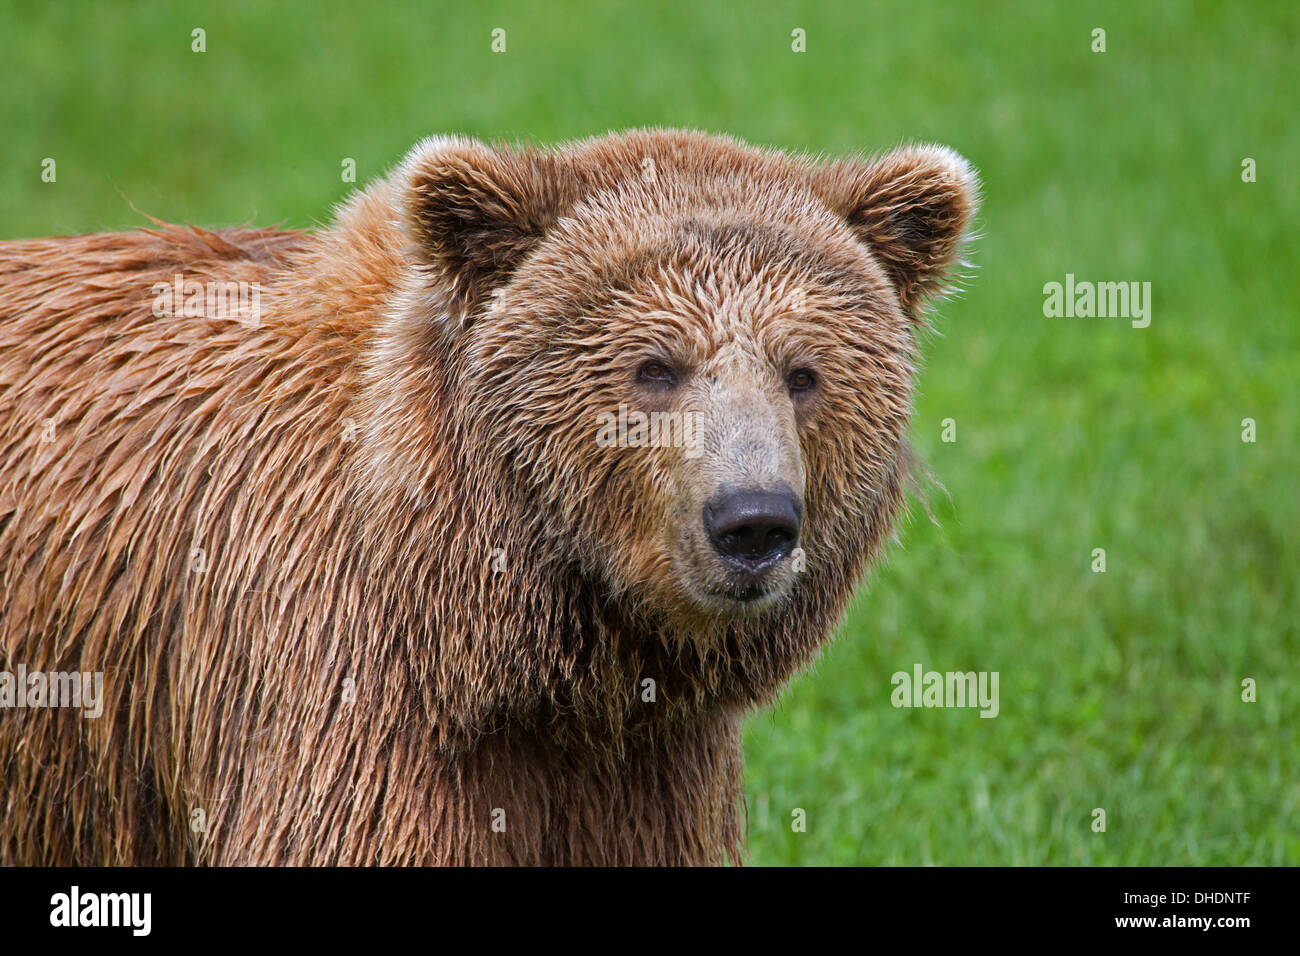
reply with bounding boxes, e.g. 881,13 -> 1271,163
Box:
0,129 -> 977,865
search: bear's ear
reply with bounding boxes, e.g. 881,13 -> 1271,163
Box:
810,145 -> 979,317
400,136 -> 578,323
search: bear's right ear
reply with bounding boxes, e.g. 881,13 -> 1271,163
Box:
400,136 -> 577,324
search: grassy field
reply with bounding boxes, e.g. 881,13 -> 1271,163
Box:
2,1 -> 1295,864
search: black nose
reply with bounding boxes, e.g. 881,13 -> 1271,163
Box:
704,489 -> 801,569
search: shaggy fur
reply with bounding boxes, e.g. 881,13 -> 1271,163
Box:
0,129 -> 977,865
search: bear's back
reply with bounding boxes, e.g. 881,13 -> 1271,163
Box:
0,224 -> 364,864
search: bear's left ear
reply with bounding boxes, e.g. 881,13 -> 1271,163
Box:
400,136 -> 579,324
810,145 -> 979,318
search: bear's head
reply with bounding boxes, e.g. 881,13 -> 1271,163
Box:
380,129 -> 976,666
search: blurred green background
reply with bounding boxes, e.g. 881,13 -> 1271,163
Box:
3,0 -> 1295,864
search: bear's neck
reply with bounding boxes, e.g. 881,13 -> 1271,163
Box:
419,707 -> 747,865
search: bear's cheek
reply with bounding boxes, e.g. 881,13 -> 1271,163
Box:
581,452 -> 682,598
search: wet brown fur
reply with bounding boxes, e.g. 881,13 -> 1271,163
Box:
0,129 -> 976,865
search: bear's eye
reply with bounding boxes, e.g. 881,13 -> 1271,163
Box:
787,369 -> 816,394
638,360 -> 677,387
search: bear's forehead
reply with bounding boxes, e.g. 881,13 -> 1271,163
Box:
511,189 -> 895,329
497,233 -> 899,363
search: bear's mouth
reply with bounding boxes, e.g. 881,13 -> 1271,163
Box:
698,573 -> 791,616
714,580 -> 770,603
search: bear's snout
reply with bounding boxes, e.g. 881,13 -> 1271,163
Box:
703,486 -> 801,575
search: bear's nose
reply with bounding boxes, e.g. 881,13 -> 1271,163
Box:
703,489 -> 801,569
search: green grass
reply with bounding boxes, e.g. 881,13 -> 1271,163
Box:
3,0 -> 1295,864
